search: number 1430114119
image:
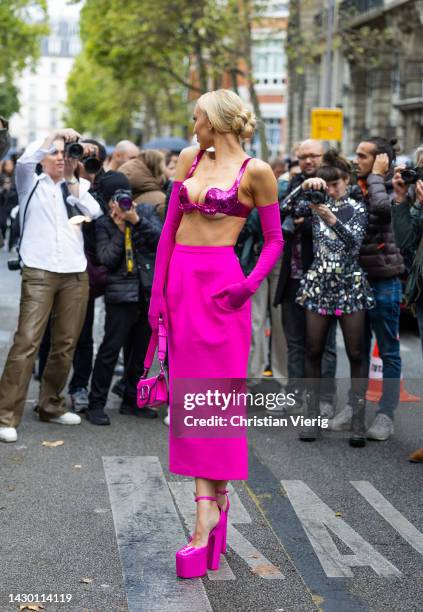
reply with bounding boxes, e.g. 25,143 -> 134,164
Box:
9,593 -> 73,603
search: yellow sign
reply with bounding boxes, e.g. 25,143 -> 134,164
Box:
311,108 -> 343,141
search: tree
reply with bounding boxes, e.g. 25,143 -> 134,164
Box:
0,1 -> 48,117
68,0 -> 274,158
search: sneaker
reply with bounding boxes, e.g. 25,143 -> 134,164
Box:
366,413 -> 394,441
327,404 -> 352,431
46,412 -> 81,425
70,387 -> 89,413
320,401 -> 335,419
409,448 -> 423,462
0,426 -> 17,442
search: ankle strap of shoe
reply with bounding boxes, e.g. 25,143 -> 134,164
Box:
195,496 -> 217,502
216,489 -> 228,495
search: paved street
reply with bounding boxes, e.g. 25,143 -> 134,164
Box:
1,249 -> 423,612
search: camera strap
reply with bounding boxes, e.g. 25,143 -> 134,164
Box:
60,182 -> 84,219
124,223 -> 135,273
19,180 -> 40,245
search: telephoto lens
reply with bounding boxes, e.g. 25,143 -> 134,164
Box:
114,189 -> 133,211
65,142 -> 84,159
83,156 -> 102,174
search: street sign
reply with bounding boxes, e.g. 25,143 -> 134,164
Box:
311,107 -> 343,141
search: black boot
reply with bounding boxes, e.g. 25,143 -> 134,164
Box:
299,392 -> 321,442
349,396 -> 366,447
86,407 -> 111,426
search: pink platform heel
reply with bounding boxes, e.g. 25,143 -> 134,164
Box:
188,489 -> 230,553
216,488 -> 230,554
176,496 -> 225,579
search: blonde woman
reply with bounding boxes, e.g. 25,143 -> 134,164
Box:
148,89 -> 284,578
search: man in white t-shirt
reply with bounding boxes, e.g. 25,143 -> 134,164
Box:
0,128 -> 102,443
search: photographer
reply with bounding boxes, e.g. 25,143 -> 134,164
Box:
296,151 -> 374,445
86,171 -> 162,425
392,161 -> 423,463
0,129 -> 102,443
273,139 -> 337,418
330,137 -> 404,441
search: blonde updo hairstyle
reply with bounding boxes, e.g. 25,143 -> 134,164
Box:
197,89 -> 256,141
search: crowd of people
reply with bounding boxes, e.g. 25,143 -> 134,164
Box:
0,112 -> 422,462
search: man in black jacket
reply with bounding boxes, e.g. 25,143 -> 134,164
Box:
86,172 -> 162,424
274,139 -> 337,417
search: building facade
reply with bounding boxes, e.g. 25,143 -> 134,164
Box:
9,17 -> 81,148
287,0 -> 423,155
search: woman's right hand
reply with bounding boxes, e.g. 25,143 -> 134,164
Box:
302,177 -> 327,191
148,294 -> 167,331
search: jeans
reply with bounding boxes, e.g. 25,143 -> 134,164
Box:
366,278 -> 402,420
89,301 -> 151,411
281,279 -> 337,404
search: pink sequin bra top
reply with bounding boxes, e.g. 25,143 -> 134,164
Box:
178,149 -> 252,218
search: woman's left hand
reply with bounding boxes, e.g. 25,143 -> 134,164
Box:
310,203 -> 337,226
120,206 -> 140,225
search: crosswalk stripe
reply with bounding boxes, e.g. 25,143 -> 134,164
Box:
351,481 -> 423,556
103,456 -> 213,612
282,480 -> 402,577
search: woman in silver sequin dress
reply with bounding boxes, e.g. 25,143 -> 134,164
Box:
296,150 -> 374,447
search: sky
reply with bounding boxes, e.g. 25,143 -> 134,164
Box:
47,0 -> 83,18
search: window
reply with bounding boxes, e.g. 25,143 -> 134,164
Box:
252,38 -> 286,85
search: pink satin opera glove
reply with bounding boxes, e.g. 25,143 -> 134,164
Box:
148,180 -> 183,331
212,203 -> 284,310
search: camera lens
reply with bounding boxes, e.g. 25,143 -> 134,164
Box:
83,157 -> 102,174
66,142 -> 84,159
400,169 -> 416,185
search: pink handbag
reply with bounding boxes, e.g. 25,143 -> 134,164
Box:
137,317 -> 168,409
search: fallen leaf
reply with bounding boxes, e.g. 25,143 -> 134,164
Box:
74,464 -> 82,469
81,577 -> 93,583
42,440 -> 64,448
19,605 -> 45,611
251,563 -> 280,577
335,512 -> 342,518
248,554 -> 260,559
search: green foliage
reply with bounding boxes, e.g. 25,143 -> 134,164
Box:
0,1 -> 49,116
66,0 -> 271,154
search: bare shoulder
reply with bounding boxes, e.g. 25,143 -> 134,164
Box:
175,146 -> 201,181
246,158 -> 278,206
247,158 -> 274,181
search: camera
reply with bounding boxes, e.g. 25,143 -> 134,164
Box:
64,140 -> 102,175
400,167 -> 423,185
302,188 -> 327,205
7,257 -> 22,271
114,189 -> 133,211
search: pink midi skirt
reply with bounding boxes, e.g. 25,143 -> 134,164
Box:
166,244 -> 251,480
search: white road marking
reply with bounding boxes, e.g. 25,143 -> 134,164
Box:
351,481 -> 423,556
103,456 -> 213,612
170,482 -> 284,580
281,480 -> 402,578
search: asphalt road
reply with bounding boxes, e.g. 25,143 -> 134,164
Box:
0,249 -> 422,612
